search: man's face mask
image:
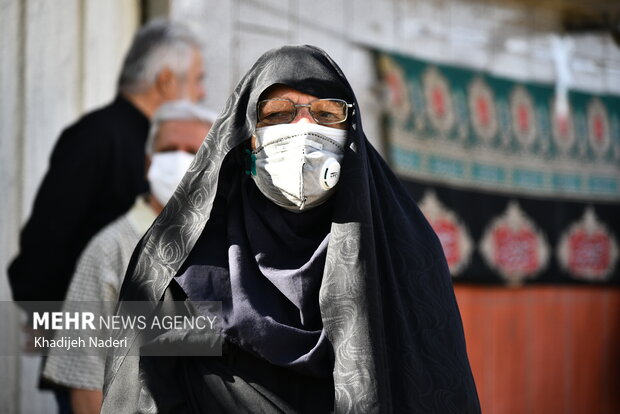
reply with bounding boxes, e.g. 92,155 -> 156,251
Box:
250,123 -> 347,212
148,151 -> 195,207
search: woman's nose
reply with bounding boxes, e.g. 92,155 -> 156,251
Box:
291,106 -> 315,124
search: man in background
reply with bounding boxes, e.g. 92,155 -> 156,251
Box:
7,18 -> 206,413
42,101 -> 216,414
8,18 -> 205,306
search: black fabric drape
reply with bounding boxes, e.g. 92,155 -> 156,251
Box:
102,45 -> 480,413
175,172 -> 335,378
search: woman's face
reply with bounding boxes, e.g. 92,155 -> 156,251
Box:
252,85 -> 347,149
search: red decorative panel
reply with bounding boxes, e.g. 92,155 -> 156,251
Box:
455,285 -> 620,414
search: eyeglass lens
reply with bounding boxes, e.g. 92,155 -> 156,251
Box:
258,99 -> 348,125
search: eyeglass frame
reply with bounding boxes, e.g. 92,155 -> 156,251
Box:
257,98 -> 355,125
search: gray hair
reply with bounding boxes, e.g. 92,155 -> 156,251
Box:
146,100 -> 218,156
118,19 -> 201,94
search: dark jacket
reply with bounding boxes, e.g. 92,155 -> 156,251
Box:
8,95 -> 149,304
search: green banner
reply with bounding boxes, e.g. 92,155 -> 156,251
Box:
378,51 -> 620,201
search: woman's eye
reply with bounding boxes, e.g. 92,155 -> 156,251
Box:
264,111 -> 291,121
315,111 -> 338,121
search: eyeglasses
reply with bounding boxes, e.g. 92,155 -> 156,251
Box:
257,98 -> 354,125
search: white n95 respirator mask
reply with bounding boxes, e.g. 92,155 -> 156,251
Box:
250,123 -> 347,212
147,151 -> 195,207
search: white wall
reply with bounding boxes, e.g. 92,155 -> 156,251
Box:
0,1 -> 139,413
0,2 -> 25,412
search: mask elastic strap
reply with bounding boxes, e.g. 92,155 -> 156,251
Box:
244,148 -> 256,176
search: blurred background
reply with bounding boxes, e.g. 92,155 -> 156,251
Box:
1,0 -> 618,412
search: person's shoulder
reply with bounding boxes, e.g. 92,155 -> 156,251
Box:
85,213 -> 138,256
67,213 -> 138,299
52,98 -> 132,157
67,99 -> 122,132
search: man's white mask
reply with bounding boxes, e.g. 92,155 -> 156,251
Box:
147,151 -> 195,207
251,123 -> 347,212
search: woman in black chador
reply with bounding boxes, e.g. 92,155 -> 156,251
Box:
101,45 -> 480,413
